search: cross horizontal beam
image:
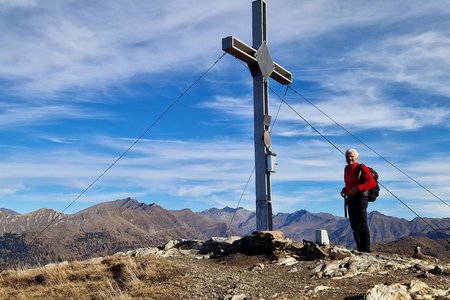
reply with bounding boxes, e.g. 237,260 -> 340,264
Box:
222,35 -> 293,85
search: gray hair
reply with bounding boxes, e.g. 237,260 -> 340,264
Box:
345,148 -> 359,158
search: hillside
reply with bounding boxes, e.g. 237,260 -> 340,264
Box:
0,198 -> 227,268
1,198 -> 449,269
373,236 -> 450,262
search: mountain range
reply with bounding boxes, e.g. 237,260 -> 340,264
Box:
199,205 -> 450,244
1,197 -> 449,269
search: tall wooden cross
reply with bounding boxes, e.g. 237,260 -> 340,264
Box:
222,0 -> 293,231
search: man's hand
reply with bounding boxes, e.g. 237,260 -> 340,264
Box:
349,187 -> 359,196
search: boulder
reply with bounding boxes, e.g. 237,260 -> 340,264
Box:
251,230 -> 284,239
366,280 -> 449,300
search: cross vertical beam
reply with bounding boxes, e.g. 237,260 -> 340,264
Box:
252,0 -> 271,231
222,0 -> 292,231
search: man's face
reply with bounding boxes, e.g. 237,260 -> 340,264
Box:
346,153 -> 358,165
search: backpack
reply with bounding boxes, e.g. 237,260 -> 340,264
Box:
357,164 -> 380,202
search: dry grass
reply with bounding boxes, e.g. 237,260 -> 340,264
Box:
0,255 -> 186,300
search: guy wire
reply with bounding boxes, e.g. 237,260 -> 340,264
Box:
288,86 -> 450,209
26,52 -> 227,246
270,87 -> 448,241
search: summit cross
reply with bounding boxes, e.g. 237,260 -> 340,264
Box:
222,0 -> 293,231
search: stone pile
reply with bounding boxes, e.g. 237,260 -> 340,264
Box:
101,231 -> 450,299
121,236 -> 243,259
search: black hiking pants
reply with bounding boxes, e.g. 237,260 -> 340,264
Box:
346,196 -> 371,253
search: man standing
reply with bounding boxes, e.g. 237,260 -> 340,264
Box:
340,148 -> 376,253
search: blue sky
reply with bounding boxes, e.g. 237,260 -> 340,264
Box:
1,0 -> 450,221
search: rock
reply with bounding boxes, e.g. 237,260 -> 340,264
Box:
409,280 -> 431,294
278,257 -> 298,266
366,280 -> 449,300
273,238 -> 294,250
85,257 -> 103,264
224,293 -> 247,300
314,285 -> 332,292
366,283 -> 410,300
271,250 -> 288,261
444,266 -> 450,276
200,237 -> 242,257
211,236 -> 242,245
226,234 -> 291,256
44,261 -> 69,268
409,279 -> 448,298
179,249 -> 201,256
298,240 -> 328,260
329,246 -> 353,260
251,230 -> 284,239
412,263 -> 430,272
194,254 -> 211,260
163,239 -> 180,250
177,240 -> 204,251
290,241 -> 304,250
429,265 -> 443,275
161,247 -> 181,257
127,247 -> 159,257
313,254 -> 396,278
249,263 -> 265,271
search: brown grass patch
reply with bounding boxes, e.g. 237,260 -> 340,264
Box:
0,255 -> 186,299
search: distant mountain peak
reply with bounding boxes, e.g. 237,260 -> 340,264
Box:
117,198 -> 154,210
79,198 -> 157,214
369,211 -> 386,216
223,206 -> 243,213
0,208 -> 20,215
28,208 -> 59,215
201,206 -> 243,214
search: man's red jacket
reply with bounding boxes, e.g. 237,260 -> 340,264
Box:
343,162 -> 377,195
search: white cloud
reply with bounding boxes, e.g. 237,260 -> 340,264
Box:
1,0 -> 450,221
0,0 -> 249,97
202,89 -> 450,134
0,103 -> 111,128
0,183 -> 26,196
0,0 -> 36,11
0,136 -> 254,196
341,32 -> 450,98
1,0 -> 449,99
198,95 -> 253,119
271,1 -> 450,45
0,132 -> 449,218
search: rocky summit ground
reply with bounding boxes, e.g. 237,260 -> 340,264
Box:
165,253 -> 449,300
102,233 -> 450,299
0,233 -> 449,300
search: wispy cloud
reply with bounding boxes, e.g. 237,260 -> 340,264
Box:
0,1 -> 248,97
349,32 -> 450,98
0,0 -> 450,221
202,89 -> 449,134
0,103 -> 112,128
